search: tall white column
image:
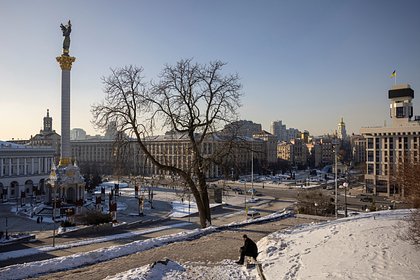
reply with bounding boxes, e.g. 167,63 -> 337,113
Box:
56,55 -> 75,166
61,69 -> 71,160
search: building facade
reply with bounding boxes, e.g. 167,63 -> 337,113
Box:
70,132 -> 266,179
350,134 -> 366,165
360,84 -> 420,196
253,130 -> 278,164
0,141 -> 54,201
271,120 -> 287,141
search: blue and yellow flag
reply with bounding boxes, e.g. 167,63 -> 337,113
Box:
390,70 -> 396,78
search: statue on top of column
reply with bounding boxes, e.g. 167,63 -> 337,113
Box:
60,20 -> 72,55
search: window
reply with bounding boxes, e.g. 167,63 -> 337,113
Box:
367,138 -> 373,149
367,164 -> 374,174
396,107 -> 404,118
368,151 -> 374,162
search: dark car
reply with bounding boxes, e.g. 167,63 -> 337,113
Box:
360,196 -> 373,202
232,187 -> 244,194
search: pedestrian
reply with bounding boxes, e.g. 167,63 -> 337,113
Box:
37,217 -> 40,223
236,234 -> 258,265
40,216 -> 43,223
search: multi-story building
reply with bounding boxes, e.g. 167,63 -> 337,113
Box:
70,128 -> 87,140
271,120 -> 287,141
0,141 -> 54,201
360,85 -> 420,196
71,131 -> 265,179
223,120 -> 262,138
360,84 -> 420,196
287,128 -> 301,141
277,141 -> 293,162
350,134 -> 366,165
277,139 -> 309,168
253,130 -> 277,164
291,138 -> 309,167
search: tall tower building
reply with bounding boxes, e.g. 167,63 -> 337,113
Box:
42,109 -> 53,133
271,120 -> 287,141
337,117 -> 347,140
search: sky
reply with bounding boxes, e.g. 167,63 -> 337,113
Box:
1,0 -> 420,140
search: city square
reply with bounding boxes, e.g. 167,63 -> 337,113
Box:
1,1 -> 420,279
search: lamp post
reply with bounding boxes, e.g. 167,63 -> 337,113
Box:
251,147 -> 256,201
188,192 -> 191,223
334,145 -> 338,219
244,181 -> 247,218
52,182 -> 57,247
343,182 -> 349,217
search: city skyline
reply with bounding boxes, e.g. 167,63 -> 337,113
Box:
1,0 -> 420,140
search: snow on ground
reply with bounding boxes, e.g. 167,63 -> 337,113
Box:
169,200 -> 220,218
0,222 -> 190,262
259,209 -> 420,280
99,209 -> 420,280
0,207 -> 290,280
1,209 -> 419,280
105,259 -> 250,280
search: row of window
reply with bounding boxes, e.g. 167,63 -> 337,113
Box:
0,157 -> 52,177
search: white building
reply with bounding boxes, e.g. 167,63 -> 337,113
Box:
70,128 -> 87,140
0,141 -> 54,201
360,84 -> 420,196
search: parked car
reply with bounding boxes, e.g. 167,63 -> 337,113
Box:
232,187 -> 243,194
247,210 -> 261,218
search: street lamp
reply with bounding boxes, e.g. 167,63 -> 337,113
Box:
52,178 -> 60,247
244,181 -> 247,218
343,182 -> 349,217
334,144 -> 338,219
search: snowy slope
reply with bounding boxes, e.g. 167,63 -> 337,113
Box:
1,209 -> 419,280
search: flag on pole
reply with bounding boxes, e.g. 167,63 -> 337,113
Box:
390,70 -> 396,78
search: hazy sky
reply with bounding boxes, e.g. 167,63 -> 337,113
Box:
1,0 -> 420,140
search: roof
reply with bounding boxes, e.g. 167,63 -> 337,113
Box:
0,140 -> 28,149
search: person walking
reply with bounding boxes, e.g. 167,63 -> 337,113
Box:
236,234 -> 258,265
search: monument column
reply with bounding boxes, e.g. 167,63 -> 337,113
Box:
56,55 -> 75,166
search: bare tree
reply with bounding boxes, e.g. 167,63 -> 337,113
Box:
393,160 -> 420,247
92,59 -> 242,228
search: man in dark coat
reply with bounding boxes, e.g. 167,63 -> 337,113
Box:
236,234 -> 258,264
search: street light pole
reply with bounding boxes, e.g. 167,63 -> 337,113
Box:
343,182 -> 349,217
334,146 -> 338,219
244,181 -> 247,218
251,149 -> 254,201
52,186 -> 56,247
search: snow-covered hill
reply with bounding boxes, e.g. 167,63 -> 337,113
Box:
1,209 -> 419,280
